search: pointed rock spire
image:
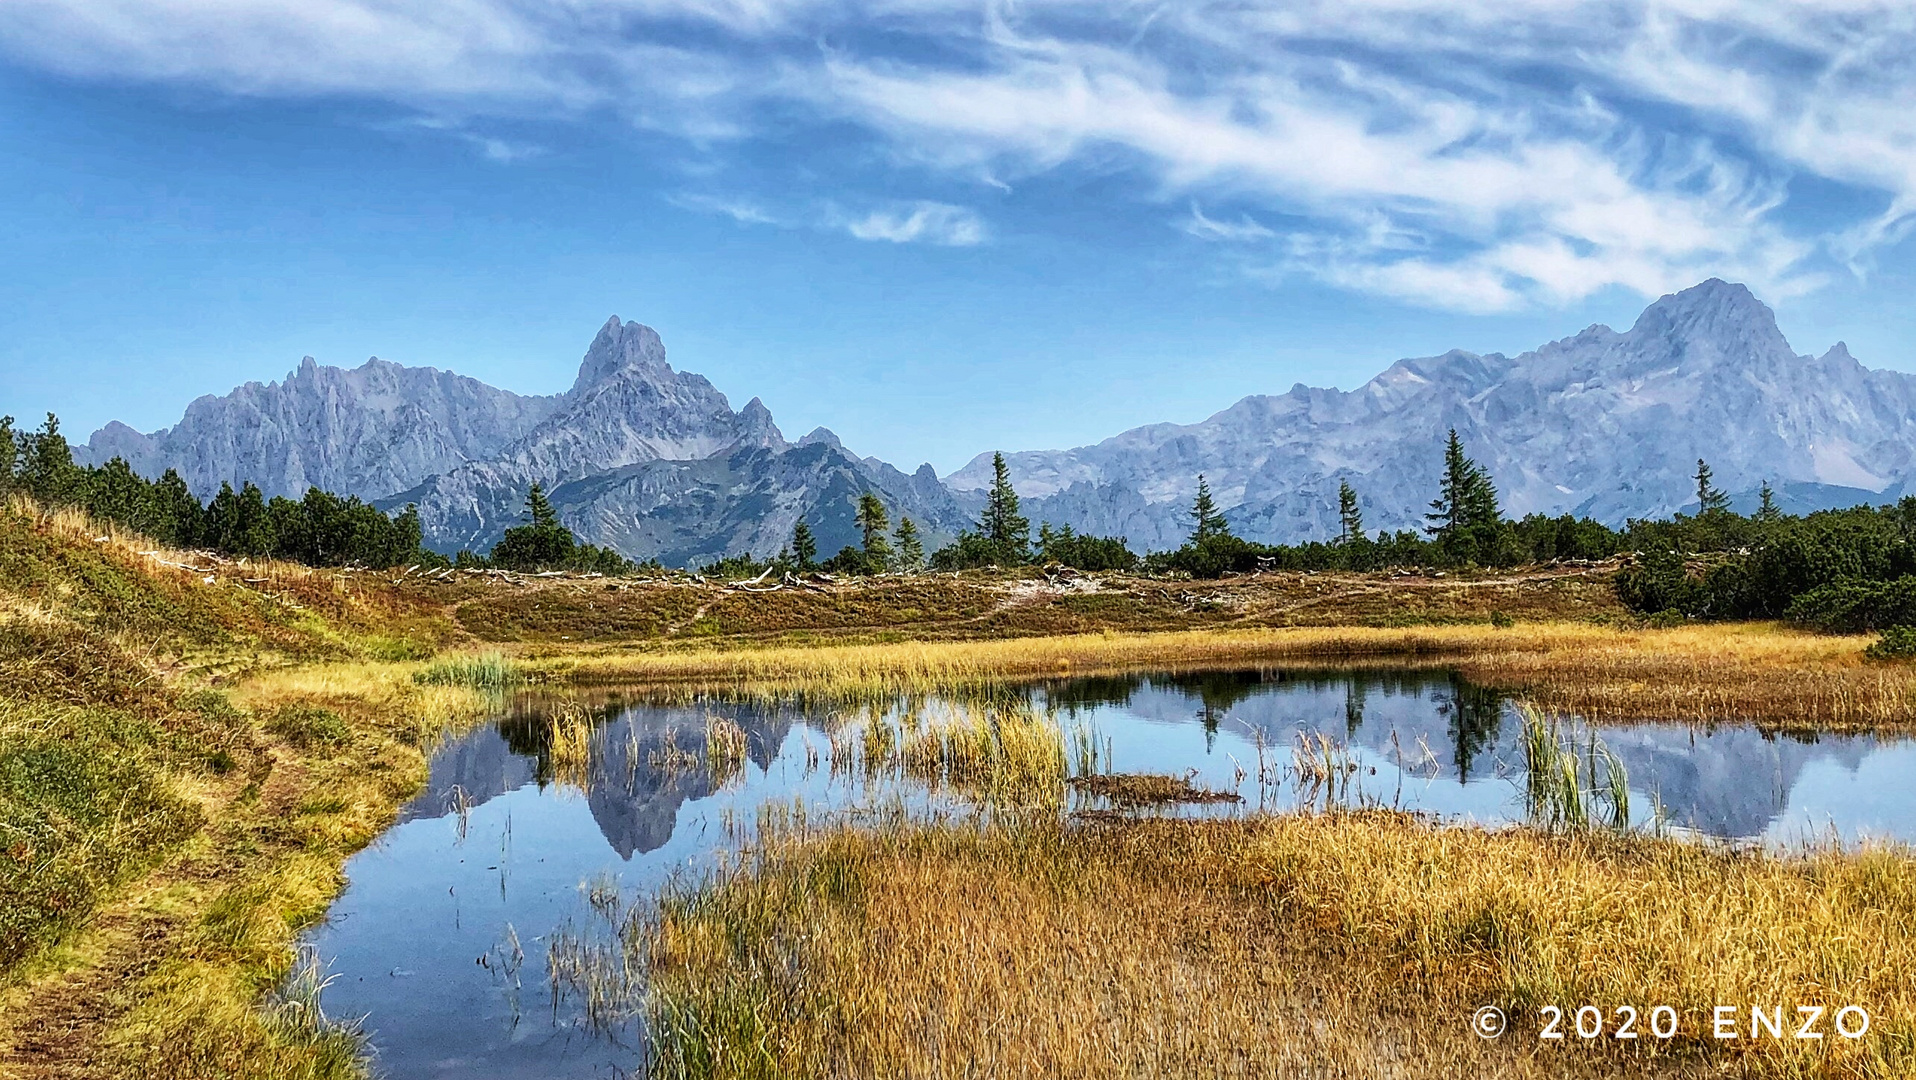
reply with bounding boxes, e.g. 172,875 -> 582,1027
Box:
572,317 -> 669,393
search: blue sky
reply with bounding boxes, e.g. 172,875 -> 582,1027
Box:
4,1 -> 1916,474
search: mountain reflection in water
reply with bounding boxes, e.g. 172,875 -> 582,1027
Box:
402,670 -> 1907,860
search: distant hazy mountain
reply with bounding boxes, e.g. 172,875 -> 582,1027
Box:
946,279 -> 1916,547
83,278 -> 1916,564
81,357 -> 564,502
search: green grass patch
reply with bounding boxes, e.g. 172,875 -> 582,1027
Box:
0,720 -> 203,973
413,652 -> 521,691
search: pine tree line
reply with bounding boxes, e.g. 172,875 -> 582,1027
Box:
2,413 -> 434,568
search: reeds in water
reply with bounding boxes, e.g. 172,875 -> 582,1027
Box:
704,715 -> 749,785
1292,731 -> 1361,810
1520,703 -> 1629,831
897,703 -> 1067,807
548,702 -> 594,789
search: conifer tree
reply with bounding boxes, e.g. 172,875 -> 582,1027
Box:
856,491 -> 892,568
1426,429 -> 1474,537
491,483 -> 578,569
151,468 -> 202,547
1695,459 -> 1729,515
527,482 -> 559,527
1462,460 -> 1501,528
89,457 -> 156,537
894,516 -> 923,571
20,414 -> 82,506
1336,480 -> 1364,544
979,452 -> 1030,562
1188,474 -> 1229,543
1756,480 -> 1781,523
791,519 -> 818,570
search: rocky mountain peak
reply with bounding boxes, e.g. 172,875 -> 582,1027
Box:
734,397 -> 787,449
572,317 -> 669,392
797,427 -> 845,451
1627,278 -> 1788,359
955,279 -> 1916,550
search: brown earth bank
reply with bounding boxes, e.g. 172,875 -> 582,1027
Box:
3,502 -> 1914,1079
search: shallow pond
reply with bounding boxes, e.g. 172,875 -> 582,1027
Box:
310,668 -> 1916,1079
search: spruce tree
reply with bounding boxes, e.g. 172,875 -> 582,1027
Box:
151,469 -> 202,547
90,457 -> 155,537
1336,480 -> 1364,544
21,414 -> 82,506
856,491 -> 892,569
491,483 -> 578,569
894,516 -> 923,571
791,519 -> 818,570
1461,461 -> 1501,529
1188,474 -> 1229,543
527,481 -> 559,527
979,452 -> 1030,562
1426,429 -> 1471,536
1695,459 -> 1729,515
1756,480 -> 1781,523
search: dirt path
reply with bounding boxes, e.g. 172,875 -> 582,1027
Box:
0,861 -> 200,1079
0,749 -> 304,1080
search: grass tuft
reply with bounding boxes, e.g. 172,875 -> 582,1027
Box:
413,651 -> 521,691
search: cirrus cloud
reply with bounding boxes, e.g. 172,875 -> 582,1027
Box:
1,0 -> 1910,310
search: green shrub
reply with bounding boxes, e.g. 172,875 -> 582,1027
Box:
363,635 -> 436,662
1787,576 -> 1916,633
269,704 -> 350,748
1865,626 -> 1916,662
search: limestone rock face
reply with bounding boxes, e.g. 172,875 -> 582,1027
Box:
947,279 -> 1916,545
79,356 -> 564,501
75,315 -> 968,563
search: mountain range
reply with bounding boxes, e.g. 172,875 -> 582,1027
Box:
78,279 -> 1916,564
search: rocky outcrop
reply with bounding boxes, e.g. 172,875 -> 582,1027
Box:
88,279 -> 1916,562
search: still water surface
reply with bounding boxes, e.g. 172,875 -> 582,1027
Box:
310,668 -> 1916,1079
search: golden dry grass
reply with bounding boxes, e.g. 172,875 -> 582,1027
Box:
529,621 -> 1916,730
637,813 -> 1916,1080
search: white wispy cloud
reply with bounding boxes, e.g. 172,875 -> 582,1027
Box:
840,202 -> 984,246
670,191 -> 986,245
2,0 -> 1912,309
1181,207 -> 1275,244
667,191 -> 781,226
